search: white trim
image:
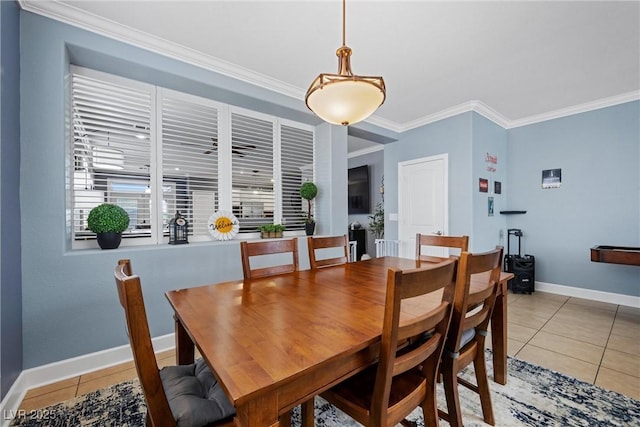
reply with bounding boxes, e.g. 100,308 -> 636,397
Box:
18,2 -> 639,134
507,91 -> 640,129
347,144 -> 384,159
0,374 -> 28,427
399,101 -> 512,132
0,334 -> 175,427
535,281 -> 640,308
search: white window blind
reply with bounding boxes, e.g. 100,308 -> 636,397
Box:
281,124 -> 314,230
69,67 -> 314,248
161,90 -> 219,240
231,111 -> 274,233
71,69 -> 153,243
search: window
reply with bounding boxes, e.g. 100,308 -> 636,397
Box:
231,111 -> 274,232
161,90 -> 220,237
281,123 -> 314,229
69,67 -> 314,248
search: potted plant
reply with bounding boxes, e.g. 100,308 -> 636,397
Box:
259,224 -> 275,238
273,224 -> 285,238
259,224 -> 286,238
368,201 -> 384,239
87,203 -> 130,249
300,182 -> 318,236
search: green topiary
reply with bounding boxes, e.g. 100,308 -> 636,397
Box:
300,182 -> 318,224
87,203 -> 130,233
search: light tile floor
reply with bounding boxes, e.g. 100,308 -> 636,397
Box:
18,291 -> 640,413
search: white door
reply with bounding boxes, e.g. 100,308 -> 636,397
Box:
398,154 -> 448,258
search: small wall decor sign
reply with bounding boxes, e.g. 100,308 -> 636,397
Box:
479,178 -> 489,193
488,197 -> 494,216
494,181 -> 502,194
485,152 -> 498,173
542,169 -> 562,189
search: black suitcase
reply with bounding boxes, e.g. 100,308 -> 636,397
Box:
504,229 -> 535,294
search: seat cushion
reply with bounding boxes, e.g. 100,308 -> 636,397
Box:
160,358 -> 235,427
460,328 -> 476,348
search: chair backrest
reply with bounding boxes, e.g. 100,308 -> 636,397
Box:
307,235 -> 349,269
371,259 -> 457,424
114,259 -> 176,426
240,238 -> 299,280
415,234 -> 469,262
445,246 -> 503,356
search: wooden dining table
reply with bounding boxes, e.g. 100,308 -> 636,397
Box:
165,256 -> 513,427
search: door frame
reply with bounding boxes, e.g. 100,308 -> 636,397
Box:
398,153 -> 449,257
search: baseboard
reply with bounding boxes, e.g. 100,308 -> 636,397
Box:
535,281 -> 640,308
0,373 -> 28,427
0,333 -> 175,427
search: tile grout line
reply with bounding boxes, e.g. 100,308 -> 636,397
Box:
512,296 -> 570,361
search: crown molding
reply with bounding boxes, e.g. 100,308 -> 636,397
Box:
348,144 -> 384,159
18,1 -> 640,135
506,91 -> 640,129
398,100 -> 511,132
18,0 -> 305,101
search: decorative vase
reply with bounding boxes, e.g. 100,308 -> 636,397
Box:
97,232 -> 122,249
305,222 -> 316,236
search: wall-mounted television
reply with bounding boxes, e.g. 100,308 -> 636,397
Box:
348,165 -> 370,214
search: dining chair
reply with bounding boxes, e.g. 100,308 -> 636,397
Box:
307,235 -> 350,269
438,246 -> 503,427
415,234 -> 469,263
320,259 -> 458,427
114,259 -> 235,427
240,237 -> 299,280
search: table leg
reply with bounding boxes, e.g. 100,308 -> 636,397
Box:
301,398 -> 315,427
174,315 -> 195,365
491,281 -> 508,385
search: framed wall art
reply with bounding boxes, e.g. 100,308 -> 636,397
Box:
542,169 -> 561,189
479,178 -> 489,193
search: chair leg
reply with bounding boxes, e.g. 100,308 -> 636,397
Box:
441,364 -> 464,427
421,377 -> 440,427
474,351 -> 495,425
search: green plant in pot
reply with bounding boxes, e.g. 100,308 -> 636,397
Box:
300,181 -> 318,236
87,203 -> 130,249
259,224 -> 285,238
368,201 -> 384,239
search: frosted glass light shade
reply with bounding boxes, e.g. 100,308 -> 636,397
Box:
306,74 -> 385,126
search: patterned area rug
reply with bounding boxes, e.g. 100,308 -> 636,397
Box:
10,353 -> 640,427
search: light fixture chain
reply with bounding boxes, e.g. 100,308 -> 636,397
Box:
342,0 -> 346,46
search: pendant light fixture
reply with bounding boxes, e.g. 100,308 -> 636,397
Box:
305,0 -> 385,126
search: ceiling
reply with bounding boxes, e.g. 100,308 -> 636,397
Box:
20,1 -> 640,146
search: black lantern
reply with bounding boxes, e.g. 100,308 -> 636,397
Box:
169,211 -> 188,245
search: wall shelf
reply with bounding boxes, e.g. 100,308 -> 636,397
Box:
500,210 -> 527,214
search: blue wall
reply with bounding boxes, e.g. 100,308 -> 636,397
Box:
507,102 -> 639,296
384,112 -> 474,241
1,0 -> 23,399
471,114 -> 508,251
